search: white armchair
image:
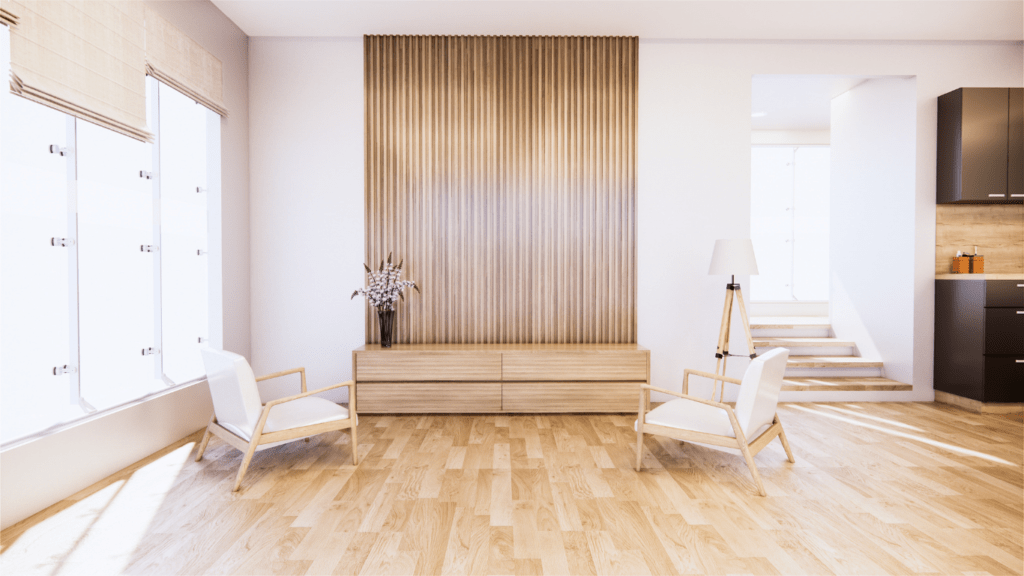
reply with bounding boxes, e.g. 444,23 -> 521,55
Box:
635,347 -> 794,496
196,349 -> 358,491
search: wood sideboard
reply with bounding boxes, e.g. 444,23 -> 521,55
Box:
352,343 -> 649,413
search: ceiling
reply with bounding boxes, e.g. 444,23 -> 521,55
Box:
211,0 -> 1024,41
751,75 -> 877,131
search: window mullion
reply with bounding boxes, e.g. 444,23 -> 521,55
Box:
66,117 -> 94,413
148,77 -> 172,387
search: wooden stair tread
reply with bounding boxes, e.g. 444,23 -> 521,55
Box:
786,356 -> 883,368
750,316 -> 831,329
782,377 -> 912,392
754,337 -> 854,347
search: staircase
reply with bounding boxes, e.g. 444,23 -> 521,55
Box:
750,317 -> 912,392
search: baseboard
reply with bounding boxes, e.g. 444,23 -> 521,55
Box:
934,390 -> 1024,414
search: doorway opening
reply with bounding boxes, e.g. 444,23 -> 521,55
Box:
749,75 -> 870,318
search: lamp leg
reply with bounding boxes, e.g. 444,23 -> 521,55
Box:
713,286 -> 735,402
734,286 -> 756,358
715,288 -> 732,359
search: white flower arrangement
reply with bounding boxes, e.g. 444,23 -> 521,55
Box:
351,253 -> 420,311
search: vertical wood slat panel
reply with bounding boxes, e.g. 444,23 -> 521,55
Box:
365,35 -> 637,345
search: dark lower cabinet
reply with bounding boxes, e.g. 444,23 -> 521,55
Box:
935,279 -> 1024,403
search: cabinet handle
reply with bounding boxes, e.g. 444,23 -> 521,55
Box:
1011,194 -> 1024,198
1019,284 -> 1024,288
1018,359 -> 1024,364
988,194 -> 1007,198
1018,311 -> 1024,314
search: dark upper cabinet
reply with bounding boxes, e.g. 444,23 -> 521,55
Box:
1009,88 -> 1023,198
937,88 -> 1024,204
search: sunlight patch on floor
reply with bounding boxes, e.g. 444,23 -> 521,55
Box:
817,404 -> 924,431
0,442 -> 194,576
788,405 -> 1016,466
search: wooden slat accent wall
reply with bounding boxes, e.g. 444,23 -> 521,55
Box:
364,35 -> 638,344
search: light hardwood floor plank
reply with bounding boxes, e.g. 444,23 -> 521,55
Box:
1,404 -> 1021,576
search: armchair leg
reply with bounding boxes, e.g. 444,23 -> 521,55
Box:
233,441 -> 259,492
738,441 -> 766,497
350,421 -> 359,465
195,416 -> 215,462
776,418 -> 796,463
636,390 -> 646,472
635,430 -> 644,472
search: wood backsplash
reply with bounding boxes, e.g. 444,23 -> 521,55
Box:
936,204 -> 1024,274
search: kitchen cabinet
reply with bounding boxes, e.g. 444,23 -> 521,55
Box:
935,278 -> 1024,402
937,88 -> 1024,204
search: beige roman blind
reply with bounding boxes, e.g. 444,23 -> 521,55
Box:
0,3 -> 18,28
144,7 -> 227,117
7,0 -> 150,141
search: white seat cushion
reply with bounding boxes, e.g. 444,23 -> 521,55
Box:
220,397 -> 351,444
638,398 -> 735,438
264,397 -> 350,435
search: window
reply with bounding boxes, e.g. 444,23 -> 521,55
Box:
158,84 -> 210,385
750,145 -> 830,302
1,48 -> 219,446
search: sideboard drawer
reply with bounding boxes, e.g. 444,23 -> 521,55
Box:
502,382 -> 640,412
357,382 -> 502,413
502,351 -> 648,381
355,350 -> 502,381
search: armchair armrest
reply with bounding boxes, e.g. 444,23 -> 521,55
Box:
256,367 -> 307,393
640,384 -> 733,411
683,368 -> 742,402
263,380 -> 355,410
683,368 -> 742,386
251,380 -> 356,439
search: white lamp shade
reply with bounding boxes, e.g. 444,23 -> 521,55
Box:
708,239 -> 759,276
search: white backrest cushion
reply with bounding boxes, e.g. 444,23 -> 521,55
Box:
201,349 -> 264,439
733,348 -> 789,436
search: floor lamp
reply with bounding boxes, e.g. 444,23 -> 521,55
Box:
707,239 -> 759,401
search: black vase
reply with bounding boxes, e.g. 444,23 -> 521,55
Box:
377,309 -> 395,348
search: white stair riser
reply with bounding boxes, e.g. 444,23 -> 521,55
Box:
751,328 -> 831,338
759,346 -> 856,357
784,366 -> 884,378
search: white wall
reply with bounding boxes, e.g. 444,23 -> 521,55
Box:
0,0 -> 249,530
248,38 -> 365,403
829,77 -> 917,387
751,130 -> 830,145
637,40 -> 1022,402
244,39 -> 1021,406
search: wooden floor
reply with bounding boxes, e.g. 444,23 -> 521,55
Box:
2,403 -> 1022,576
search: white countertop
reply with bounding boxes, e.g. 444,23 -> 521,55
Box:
936,274 -> 1024,280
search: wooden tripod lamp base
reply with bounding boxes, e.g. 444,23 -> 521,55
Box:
708,240 -> 760,401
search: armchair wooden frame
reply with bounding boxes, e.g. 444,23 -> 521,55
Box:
195,367 -> 358,491
636,368 -> 794,496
